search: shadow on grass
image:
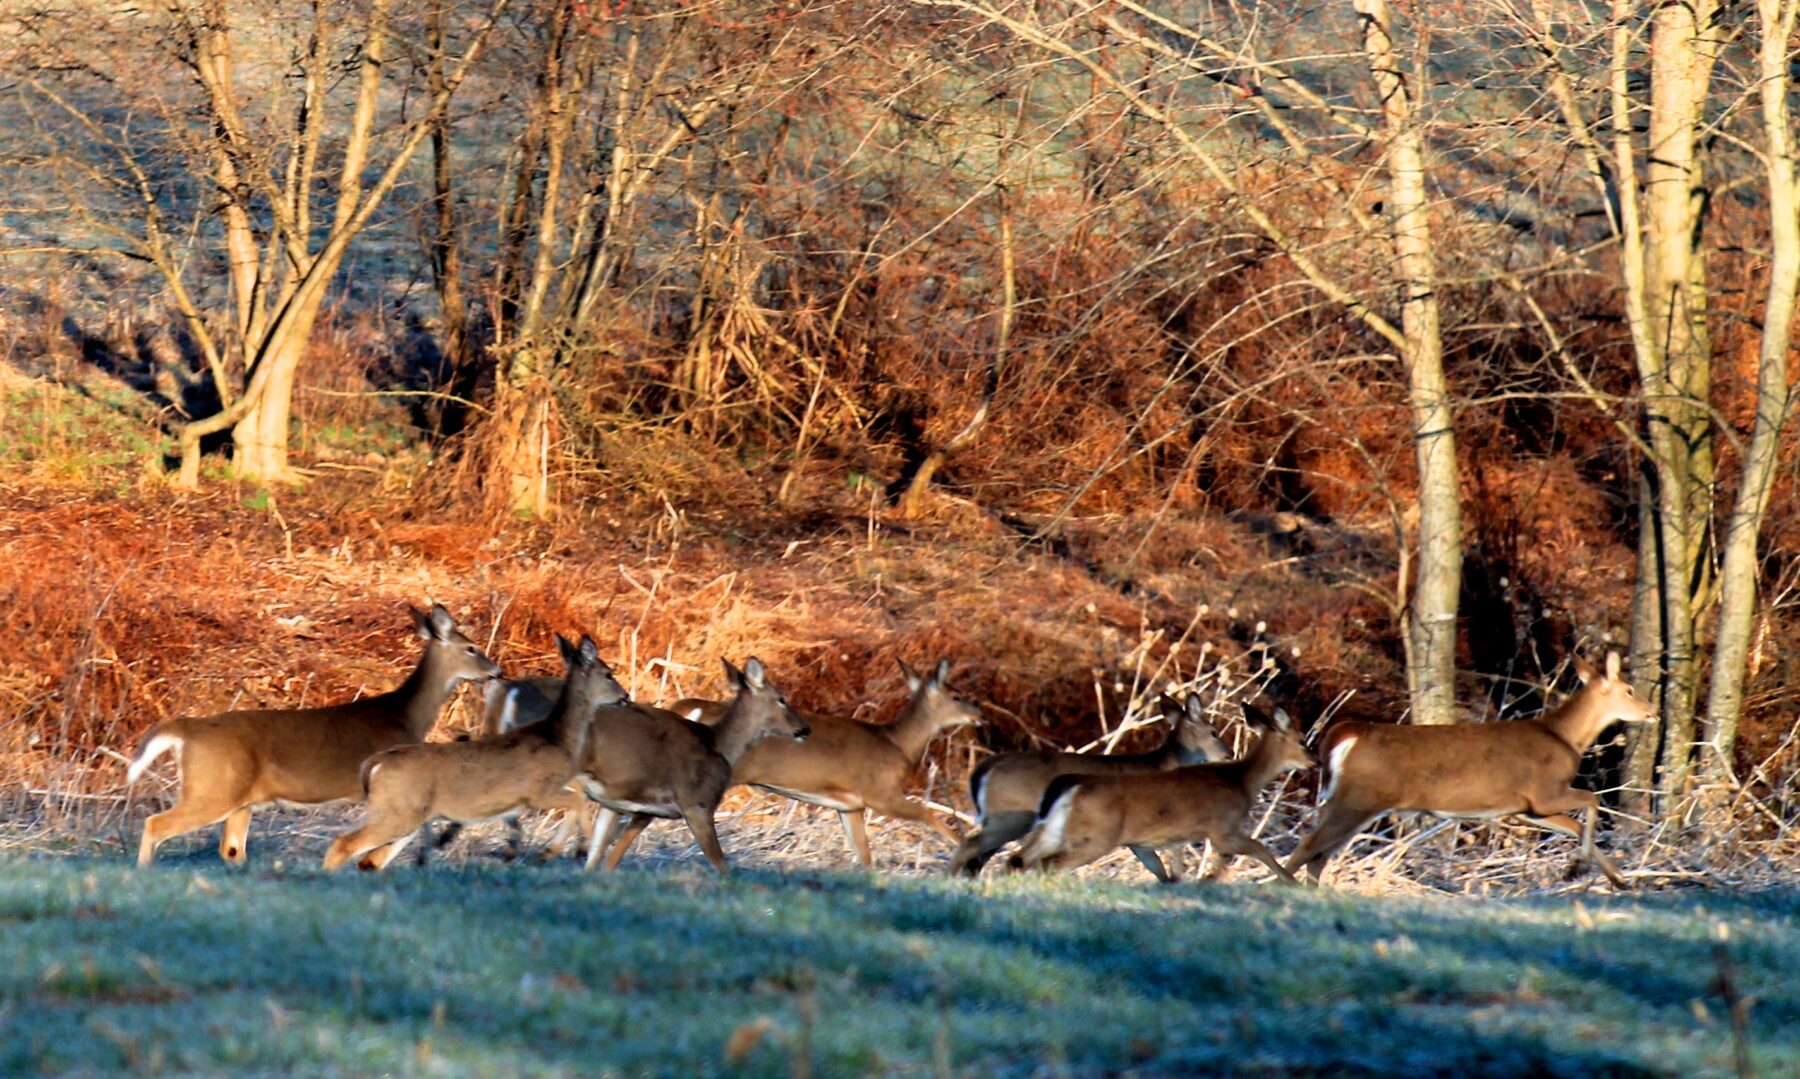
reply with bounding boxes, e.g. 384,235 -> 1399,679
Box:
4,850 -> 1796,1077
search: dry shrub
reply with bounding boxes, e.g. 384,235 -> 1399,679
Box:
584,421 -> 755,507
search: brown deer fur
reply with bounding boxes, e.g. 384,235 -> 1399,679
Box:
948,693 -> 1230,879
323,635 -> 626,871
1284,651 -> 1656,888
668,659 -> 982,867
1014,703 -> 1314,883
577,657 -> 809,875
126,604 -> 499,867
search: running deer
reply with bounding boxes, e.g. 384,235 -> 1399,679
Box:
668,659 -> 982,867
577,657 -> 809,874
323,635 -> 626,871
1284,651 -> 1655,888
1013,702 -> 1314,882
126,604 -> 500,867
947,693 -> 1230,879
426,668 -> 593,862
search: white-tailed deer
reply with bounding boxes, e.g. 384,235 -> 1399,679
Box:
577,657 -> 809,874
482,675 -> 562,735
126,604 -> 500,867
423,670 -> 592,862
323,634 -> 626,871
1284,651 -> 1655,888
947,693 -> 1230,879
1013,703 -> 1314,882
669,659 -> 982,867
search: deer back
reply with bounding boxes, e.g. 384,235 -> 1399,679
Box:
972,694 -> 1225,820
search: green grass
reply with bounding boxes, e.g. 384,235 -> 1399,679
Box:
3,856 -> 1795,1077
0,382 -> 163,486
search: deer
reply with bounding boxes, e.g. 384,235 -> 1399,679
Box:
576,657 -> 810,874
419,667 -> 597,863
322,634 -> 626,871
125,604 -> 500,867
1012,702 -> 1314,882
482,674 -> 562,735
666,659 -> 982,868
947,692 -> 1231,880
1283,651 -> 1656,889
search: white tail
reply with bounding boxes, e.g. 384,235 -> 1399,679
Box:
670,658 -> 983,867
1285,651 -> 1657,888
129,604 -> 501,867
1013,703 -> 1314,883
126,731 -> 182,786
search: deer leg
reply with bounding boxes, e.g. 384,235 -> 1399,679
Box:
1523,794 -> 1629,890
504,817 -> 525,862
325,819 -> 416,872
602,815 -> 653,872
1285,806 -> 1379,884
363,831 -> 420,871
682,807 -> 730,875
583,807 -> 624,872
838,810 -> 873,868
138,800 -> 240,868
1579,804 -> 1630,890
218,808 -> 253,865
1024,831 -> 1112,874
947,811 -> 1035,876
1127,844 -> 1176,884
543,792 -> 596,860
869,794 -> 962,847
1213,831 -> 1299,885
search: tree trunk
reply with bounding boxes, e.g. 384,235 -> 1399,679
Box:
487,371 -> 556,518
1356,0 -> 1461,724
485,0 -> 577,516
1637,0 -> 1720,813
1701,0 -> 1799,791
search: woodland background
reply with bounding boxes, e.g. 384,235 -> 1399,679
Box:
1,0 -> 1798,843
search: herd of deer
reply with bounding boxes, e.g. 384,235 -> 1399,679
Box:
124,604 -> 1659,889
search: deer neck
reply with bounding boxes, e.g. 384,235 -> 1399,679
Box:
1235,736 -> 1293,795
708,700 -> 769,766
1170,733 -> 1213,767
1150,729 -> 1188,768
884,699 -> 950,765
389,644 -> 462,739
1536,687 -> 1609,754
542,690 -> 596,761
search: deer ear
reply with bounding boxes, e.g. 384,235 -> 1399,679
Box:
1157,693 -> 1183,722
1271,707 -> 1295,733
427,604 -> 457,640
1572,656 -> 1596,685
410,606 -> 434,640
898,659 -> 923,694
1186,695 -> 1208,725
556,634 -> 579,666
579,635 -> 601,667
1240,701 -> 1272,730
1605,651 -> 1623,683
743,657 -> 768,689
933,659 -> 951,687
721,658 -> 745,692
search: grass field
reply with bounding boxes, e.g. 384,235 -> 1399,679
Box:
4,847 -> 1796,1078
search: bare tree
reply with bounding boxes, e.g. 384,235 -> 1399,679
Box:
8,0 -> 509,486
